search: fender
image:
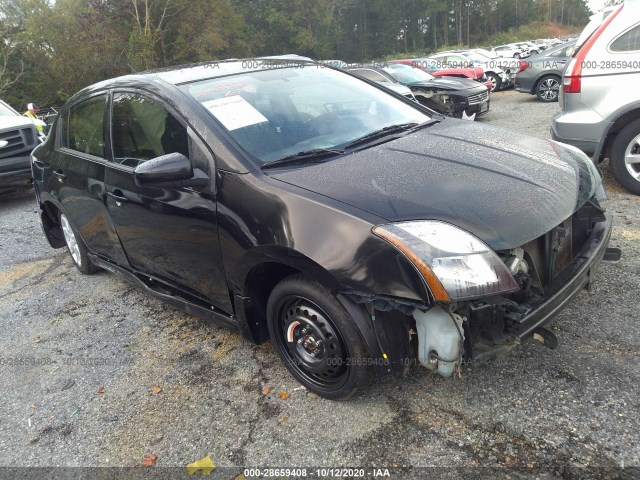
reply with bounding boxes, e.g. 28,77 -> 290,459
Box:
593,100 -> 640,163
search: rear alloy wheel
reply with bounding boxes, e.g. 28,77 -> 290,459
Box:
267,275 -> 373,400
611,119 -> 640,196
60,213 -> 99,274
536,75 -> 560,102
486,73 -> 502,92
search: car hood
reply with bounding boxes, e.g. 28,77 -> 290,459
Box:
407,76 -> 481,91
0,115 -> 34,130
267,121 -> 600,250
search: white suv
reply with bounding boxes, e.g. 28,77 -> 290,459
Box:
552,0 -> 640,195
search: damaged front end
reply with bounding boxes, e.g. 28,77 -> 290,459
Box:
350,197 -> 617,379
412,86 -> 490,120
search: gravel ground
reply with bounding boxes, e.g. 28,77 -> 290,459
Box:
1,89 -> 639,478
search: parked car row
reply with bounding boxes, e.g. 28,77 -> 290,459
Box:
346,63 -> 490,120
491,38 -> 567,58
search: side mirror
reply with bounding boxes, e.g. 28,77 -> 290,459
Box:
134,152 -> 208,188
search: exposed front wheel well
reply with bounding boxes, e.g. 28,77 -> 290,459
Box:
241,263 -> 303,344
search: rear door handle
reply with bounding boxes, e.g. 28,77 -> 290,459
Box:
53,170 -> 66,182
107,190 -> 128,207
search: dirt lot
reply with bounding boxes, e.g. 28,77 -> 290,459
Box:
1,89 -> 639,478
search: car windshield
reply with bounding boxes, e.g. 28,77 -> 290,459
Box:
385,63 -> 434,82
181,66 -> 431,164
0,101 -> 18,116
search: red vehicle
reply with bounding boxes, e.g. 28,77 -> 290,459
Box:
392,58 -> 493,90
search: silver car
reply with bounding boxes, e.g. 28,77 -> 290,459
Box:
552,1 -> 640,195
515,41 -> 576,102
491,44 -> 525,58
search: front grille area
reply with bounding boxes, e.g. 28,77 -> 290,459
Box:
0,126 -> 37,159
467,90 -> 489,105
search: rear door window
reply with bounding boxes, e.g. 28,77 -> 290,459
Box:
65,95 -> 107,157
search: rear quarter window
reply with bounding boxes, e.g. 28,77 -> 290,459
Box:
610,24 -> 640,52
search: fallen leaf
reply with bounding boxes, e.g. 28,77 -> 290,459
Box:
261,386 -> 273,395
277,391 -> 290,400
186,455 -> 216,475
152,386 -> 162,394
33,337 -> 41,344
142,453 -> 157,467
97,387 -> 105,394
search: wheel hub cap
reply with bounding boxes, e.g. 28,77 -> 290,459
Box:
278,298 -> 348,387
60,214 -> 82,266
539,79 -> 559,100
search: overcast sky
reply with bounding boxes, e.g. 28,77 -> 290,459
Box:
588,0 -> 607,14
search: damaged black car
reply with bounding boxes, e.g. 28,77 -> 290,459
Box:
32,60 -> 617,399
347,63 -> 490,120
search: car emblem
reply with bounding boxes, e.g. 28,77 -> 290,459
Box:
0,140 -> 8,148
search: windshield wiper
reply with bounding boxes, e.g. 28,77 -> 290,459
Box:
342,121 -> 437,150
261,148 -> 345,169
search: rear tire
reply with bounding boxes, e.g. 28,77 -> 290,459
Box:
486,73 -> 502,92
266,275 -> 373,400
610,119 -> 640,196
60,213 -> 99,274
535,75 -> 560,102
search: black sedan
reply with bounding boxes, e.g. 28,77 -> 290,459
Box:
32,59 -> 616,399
347,63 -> 490,120
515,41 -> 576,102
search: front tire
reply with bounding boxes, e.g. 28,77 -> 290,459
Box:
611,119 -> 640,195
60,213 -> 99,274
267,275 -> 373,400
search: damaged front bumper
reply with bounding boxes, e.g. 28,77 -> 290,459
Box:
419,213 -> 614,375
509,212 -> 612,341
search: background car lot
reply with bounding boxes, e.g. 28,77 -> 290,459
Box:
1,89 -> 639,474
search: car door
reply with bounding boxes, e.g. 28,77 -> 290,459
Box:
103,90 -> 232,312
53,94 -> 128,265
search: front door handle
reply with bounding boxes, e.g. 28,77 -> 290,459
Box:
107,190 -> 128,207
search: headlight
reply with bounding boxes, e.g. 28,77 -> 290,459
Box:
373,221 -> 519,302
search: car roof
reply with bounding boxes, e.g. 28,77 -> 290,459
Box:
63,57 -> 323,106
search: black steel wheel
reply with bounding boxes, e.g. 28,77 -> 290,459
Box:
267,275 -> 373,400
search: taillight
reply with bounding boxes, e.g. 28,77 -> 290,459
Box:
562,71 -> 581,94
517,60 -> 529,73
563,3 -> 624,94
